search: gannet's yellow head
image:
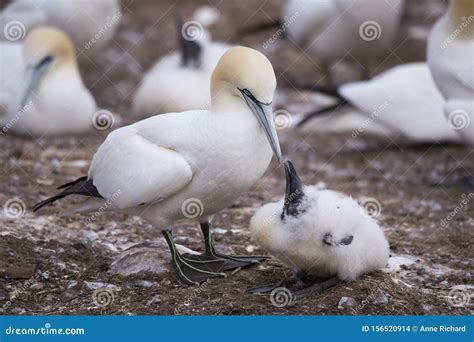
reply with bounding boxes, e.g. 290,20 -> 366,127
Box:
210,46 -> 281,162
24,26 -> 76,68
20,26 -> 77,107
211,46 -> 276,104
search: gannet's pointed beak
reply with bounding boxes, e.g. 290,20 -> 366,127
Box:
282,160 -> 305,218
239,88 -> 282,162
20,55 -> 53,108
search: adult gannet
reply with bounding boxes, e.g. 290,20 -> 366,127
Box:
34,47 -> 282,285
427,0 -> 474,145
0,26 -> 97,137
0,0 -> 121,58
249,161 -> 389,297
132,13 -> 230,116
297,63 -> 462,143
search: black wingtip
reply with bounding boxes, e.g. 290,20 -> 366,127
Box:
57,176 -> 88,190
33,195 -> 64,212
296,100 -> 349,129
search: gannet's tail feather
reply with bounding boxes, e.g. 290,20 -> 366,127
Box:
33,177 -> 102,212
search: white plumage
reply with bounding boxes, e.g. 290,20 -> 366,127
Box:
299,63 -> 462,143
132,8 -> 230,116
250,161 -> 389,284
0,0 -> 121,59
283,0 -> 404,81
0,26 -> 96,137
427,0 -> 474,145
132,40 -> 230,116
0,42 -> 23,115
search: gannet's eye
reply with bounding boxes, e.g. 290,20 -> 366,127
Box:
37,55 -> 53,68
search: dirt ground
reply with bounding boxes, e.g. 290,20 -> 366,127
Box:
0,0 -> 472,315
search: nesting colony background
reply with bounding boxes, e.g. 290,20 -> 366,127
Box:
0,0 -> 472,315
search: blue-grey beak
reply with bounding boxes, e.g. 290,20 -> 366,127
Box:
239,88 -> 282,162
20,55 -> 53,108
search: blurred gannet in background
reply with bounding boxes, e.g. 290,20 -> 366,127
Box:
241,0 -> 405,83
284,0 -> 405,82
0,26 -> 97,137
0,0 -> 121,59
297,63 -> 462,143
132,8 -> 230,116
427,0 -> 474,145
249,161 -> 389,297
34,47 -> 282,285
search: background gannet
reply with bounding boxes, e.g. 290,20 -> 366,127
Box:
242,0 -> 405,83
34,46 -> 282,285
0,26 -> 97,137
0,0 -> 121,59
297,63 -> 462,143
287,0 -> 405,82
427,0 -> 474,145
132,11 -> 230,116
249,161 -> 389,297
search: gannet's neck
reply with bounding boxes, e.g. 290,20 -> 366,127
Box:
448,0 -> 474,39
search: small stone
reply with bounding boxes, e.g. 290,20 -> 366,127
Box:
84,281 -> 120,291
422,304 -> 433,312
30,282 -> 45,290
373,292 -> 389,305
146,295 -> 161,306
108,240 -> 196,277
61,289 -> 80,302
45,294 -> 55,302
338,297 -> 357,309
135,280 -> 156,288
67,280 -> 78,289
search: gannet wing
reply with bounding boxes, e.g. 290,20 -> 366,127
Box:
457,63 -> 474,91
339,63 -> 461,143
88,127 -> 193,210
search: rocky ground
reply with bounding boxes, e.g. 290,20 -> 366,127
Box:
0,0 -> 472,315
